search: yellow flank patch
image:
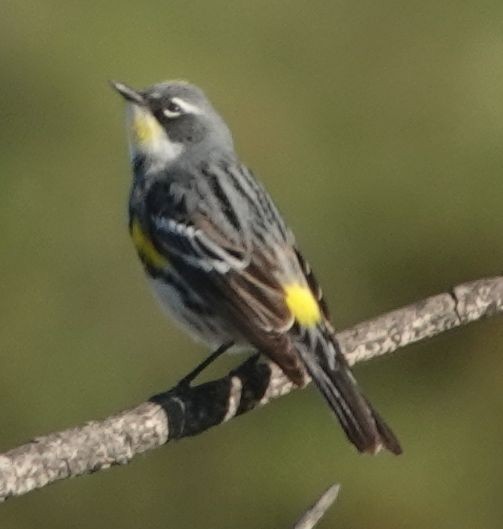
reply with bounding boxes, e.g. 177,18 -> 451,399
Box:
131,111 -> 163,145
284,283 -> 321,327
131,219 -> 168,269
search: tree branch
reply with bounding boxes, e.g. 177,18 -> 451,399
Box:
0,276 -> 501,502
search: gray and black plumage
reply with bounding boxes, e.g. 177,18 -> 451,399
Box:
111,80 -> 402,455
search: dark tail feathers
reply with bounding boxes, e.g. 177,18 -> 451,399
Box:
295,327 -> 402,455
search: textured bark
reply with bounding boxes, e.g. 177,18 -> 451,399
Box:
0,276 -> 501,501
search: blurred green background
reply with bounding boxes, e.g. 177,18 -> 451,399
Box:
1,1 -> 503,527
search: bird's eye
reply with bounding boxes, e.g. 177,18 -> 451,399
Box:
163,101 -> 182,118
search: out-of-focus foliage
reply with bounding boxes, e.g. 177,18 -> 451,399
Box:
1,1 -> 502,527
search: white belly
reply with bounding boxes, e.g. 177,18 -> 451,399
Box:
148,275 -> 247,351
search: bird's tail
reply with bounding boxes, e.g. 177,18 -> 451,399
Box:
294,325 -> 402,455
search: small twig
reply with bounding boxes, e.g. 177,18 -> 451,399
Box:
293,484 -> 341,529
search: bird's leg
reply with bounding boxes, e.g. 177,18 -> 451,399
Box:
176,341 -> 234,388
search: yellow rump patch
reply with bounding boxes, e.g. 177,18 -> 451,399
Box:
130,219 -> 168,269
284,283 -> 321,327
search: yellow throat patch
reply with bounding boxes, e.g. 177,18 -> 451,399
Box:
130,219 -> 168,269
131,109 -> 164,146
284,283 -> 321,327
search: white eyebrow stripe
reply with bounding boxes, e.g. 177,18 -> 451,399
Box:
171,97 -> 203,115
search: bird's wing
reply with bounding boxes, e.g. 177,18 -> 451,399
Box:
143,172 -> 248,274
145,163 -> 300,334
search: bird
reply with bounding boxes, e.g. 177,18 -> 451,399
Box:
111,79 -> 402,455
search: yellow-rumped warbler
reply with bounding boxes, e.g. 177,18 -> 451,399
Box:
111,80 -> 401,455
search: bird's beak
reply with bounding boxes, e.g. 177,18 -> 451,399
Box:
109,81 -> 145,105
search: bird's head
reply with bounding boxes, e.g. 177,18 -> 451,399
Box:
111,80 -> 234,168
